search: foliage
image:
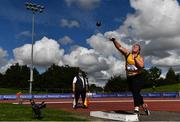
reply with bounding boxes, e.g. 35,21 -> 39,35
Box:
166,67 -> 176,81
0,63 -> 85,93
149,67 -> 161,81
89,84 -> 103,92
104,75 -> 128,92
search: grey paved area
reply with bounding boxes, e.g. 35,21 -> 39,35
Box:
113,110 -> 180,121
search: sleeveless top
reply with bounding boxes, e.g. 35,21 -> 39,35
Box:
126,53 -> 143,76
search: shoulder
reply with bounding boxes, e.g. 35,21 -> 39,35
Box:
73,76 -> 77,80
126,52 -> 131,58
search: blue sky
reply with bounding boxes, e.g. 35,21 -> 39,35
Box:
1,0 -> 180,86
0,0 -> 134,58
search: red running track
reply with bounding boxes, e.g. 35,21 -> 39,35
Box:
1,97 -> 180,115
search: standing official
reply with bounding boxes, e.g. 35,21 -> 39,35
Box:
72,72 -> 88,109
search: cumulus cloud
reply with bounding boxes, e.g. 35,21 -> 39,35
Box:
60,19 -> 80,28
63,46 -> 126,86
58,36 -> 73,45
65,0 -> 101,10
11,32 -> 130,86
119,0 -> 180,39
13,37 -> 64,67
118,0 -> 180,71
152,50 -> 180,67
0,48 -> 8,67
87,32 -> 131,56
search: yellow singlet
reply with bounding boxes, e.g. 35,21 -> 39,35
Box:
126,53 -> 142,75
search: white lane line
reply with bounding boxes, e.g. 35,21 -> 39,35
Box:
12,99 -> 180,105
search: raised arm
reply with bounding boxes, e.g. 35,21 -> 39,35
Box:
110,38 -> 129,57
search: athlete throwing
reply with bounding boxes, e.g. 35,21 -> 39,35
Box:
110,38 -> 150,115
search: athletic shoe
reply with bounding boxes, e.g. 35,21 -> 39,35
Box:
134,110 -> 140,116
82,105 -> 88,109
142,104 -> 150,116
73,105 -> 77,109
144,109 -> 150,116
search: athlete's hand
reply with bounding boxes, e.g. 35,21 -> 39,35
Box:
109,38 -> 115,41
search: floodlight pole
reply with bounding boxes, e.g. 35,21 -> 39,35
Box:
29,13 -> 34,95
25,2 -> 44,94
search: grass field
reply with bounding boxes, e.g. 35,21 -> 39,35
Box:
0,83 -> 180,95
143,83 -> 180,92
0,103 -> 89,121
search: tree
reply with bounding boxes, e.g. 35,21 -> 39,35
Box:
166,67 -> 176,81
176,73 -> 180,81
89,84 -> 103,93
3,63 -> 39,89
149,67 -> 161,81
104,75 -> 128,92
37,64 -> 85,93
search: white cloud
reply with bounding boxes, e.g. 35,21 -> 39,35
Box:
13,37 -> 64,67
65,0 -> 101,10
58,36 -> 73,45
152,50 -> 180,66
10,32 -> 129,86
63,46 -> 126,85
0,48 -> 8,67
119,0 -> 180,40
87,32 -> 131,56
0,60 -> 17,74
60,19 -> 80,28
118,0 -> 180,72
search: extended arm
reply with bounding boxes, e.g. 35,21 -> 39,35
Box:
110,38 -> 129,56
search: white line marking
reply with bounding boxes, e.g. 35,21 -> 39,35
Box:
12,99 -> 180,105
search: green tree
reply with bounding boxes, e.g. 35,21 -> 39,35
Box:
148,67 -> 161,90
3,63 -> 39,89
166,67 -> 176,81
104,75 -> 128,92
38,64 -> 84,93
0,73 -> 4,87
89,84 -> 103,93
149,67 -> 161,81
176,73 -> 180,81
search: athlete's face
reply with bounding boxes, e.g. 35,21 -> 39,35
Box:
132,44 -> 140,54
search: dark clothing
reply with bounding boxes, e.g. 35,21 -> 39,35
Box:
74,90 -> 86,105
75,76 -> 86,92
127,73 -> 144,107
74,76 -> 87,106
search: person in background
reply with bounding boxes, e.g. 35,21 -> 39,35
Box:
16,91 -> 23,104
72,71 -> 89,109
110,37 -> 150,116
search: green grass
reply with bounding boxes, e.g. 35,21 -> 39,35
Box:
142,83 -> 180,92
1,83 -> 180,95
0,103 -> 89,121
0,88 -> 28,94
